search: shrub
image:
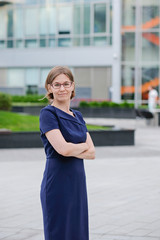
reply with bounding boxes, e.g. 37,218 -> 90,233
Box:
11,94 -> 48,103
120,101 -> 134,108
0,92 -> 12,111
89,101 -> 101,107
79,101 -> 90,107
108,102 -> 120,108
100,101 -> 111,107
79,100 -> 134,108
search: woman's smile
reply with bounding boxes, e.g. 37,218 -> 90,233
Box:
58,93 -> 67,96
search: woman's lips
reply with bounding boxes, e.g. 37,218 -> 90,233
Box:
58,93 -> 67,96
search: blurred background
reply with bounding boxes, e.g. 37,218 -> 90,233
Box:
0,0 -> 159,108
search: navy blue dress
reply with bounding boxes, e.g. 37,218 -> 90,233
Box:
39,105 -> 89,240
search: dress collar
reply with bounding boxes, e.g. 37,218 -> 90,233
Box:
47,105 -> 84,125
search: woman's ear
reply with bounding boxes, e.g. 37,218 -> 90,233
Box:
72,82 -> 75,90
48,84 -> 52,93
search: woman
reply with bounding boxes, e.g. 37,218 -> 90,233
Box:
148,86 -> 158,113
39,66 -> 95,240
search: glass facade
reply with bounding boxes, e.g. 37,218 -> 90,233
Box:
0,1 -> 112,48
1,0 -> 159,104
0,0 -> 113,101
121,0 -> 160,104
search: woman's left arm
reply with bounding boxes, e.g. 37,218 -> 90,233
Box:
75,132 -> 95,160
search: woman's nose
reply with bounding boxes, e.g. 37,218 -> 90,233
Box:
59,84 -> 65,90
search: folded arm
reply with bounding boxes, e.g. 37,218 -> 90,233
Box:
45,129 -> 89,157
75,132 -> 95,160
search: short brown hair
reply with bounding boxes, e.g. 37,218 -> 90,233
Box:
45,66 -> 75,102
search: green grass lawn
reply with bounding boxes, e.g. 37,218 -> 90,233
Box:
0,111 -> 110,132
0,111 -> 40,131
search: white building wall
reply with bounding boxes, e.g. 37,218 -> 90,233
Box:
0,47 -> 114,67
112,0 -> 122,102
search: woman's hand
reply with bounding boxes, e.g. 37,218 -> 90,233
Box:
75,133 -> 95,160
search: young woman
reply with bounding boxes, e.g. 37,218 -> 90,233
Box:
39,66 -> 95,240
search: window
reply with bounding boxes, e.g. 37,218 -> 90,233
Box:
94,3 -> 106,33
93,37 -> 107,46
0,8 -> 6,38
40,68 -> 51,87
49,39 -> 56,47
141,67 -> 159,100
48,7 -> 56,36
58,6 -> 72,34
0,41 -> 5,48
142,4 -> 159,27
14,9 -> 24,38
25,68 -> 39,94
121,65 -> 135,100
8,69 -> 25,87
58,38 -> 71,47
16,40 -> 24,48
25,8 -> 38,36
83,4 -> 90,34
25,39 -> 38,48
73,4 -> 81,34
122,32 -> 135,61
122,0 -> 136,26
7,40 -> 13,48
39,8 -> 48,36
26,68 -> 39,86
1,2 -> 112,48
142,32 -> 159,61
40,39 -> 46,47
7,9 -> 13,37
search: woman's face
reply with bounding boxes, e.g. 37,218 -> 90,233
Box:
49,74 -> 74,103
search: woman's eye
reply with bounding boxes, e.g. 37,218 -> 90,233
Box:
64,82 -> 70,86
54,83 -> 60,87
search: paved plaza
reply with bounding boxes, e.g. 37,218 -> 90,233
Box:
0,118 -> 160,240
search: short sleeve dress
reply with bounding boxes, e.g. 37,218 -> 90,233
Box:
39,105 -> 89,240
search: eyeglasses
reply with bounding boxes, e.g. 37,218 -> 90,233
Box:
51,81 -> 72,89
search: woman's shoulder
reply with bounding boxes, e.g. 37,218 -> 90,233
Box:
40,105 -> 56,116
72,109 -> 83,117
72,109 -> 85,122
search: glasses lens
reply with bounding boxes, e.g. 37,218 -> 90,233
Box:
64,82 -> 72,88
52,81 -> 72,89
53,83 -> 61,89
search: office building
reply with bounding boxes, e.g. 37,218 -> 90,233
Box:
0,0 -> 159,105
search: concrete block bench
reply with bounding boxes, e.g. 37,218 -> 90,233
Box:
0,128 -> 135,148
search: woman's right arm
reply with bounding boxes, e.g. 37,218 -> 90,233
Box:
45,129 -> 89,157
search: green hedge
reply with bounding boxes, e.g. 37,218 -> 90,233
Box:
79,100 -> 134,108
0,92 -> 12,111
11,94 -> 48,103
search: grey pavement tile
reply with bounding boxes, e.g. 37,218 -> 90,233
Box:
91,224 -> 119,233
107,227 -> 130,235
147,229 -> 160,238
27,233 -> 44,240
144,219 -> 160,231
93,235 -> 160,240
0,229 -> 43,240
129,228 -> 154,237
0,227 -> 21,239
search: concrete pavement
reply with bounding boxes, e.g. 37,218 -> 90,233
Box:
0,118 -> 160,240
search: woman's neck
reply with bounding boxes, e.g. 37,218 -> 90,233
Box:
51,101 -> 71,113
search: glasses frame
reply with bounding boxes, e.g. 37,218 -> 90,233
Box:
51,81 -> 73,89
